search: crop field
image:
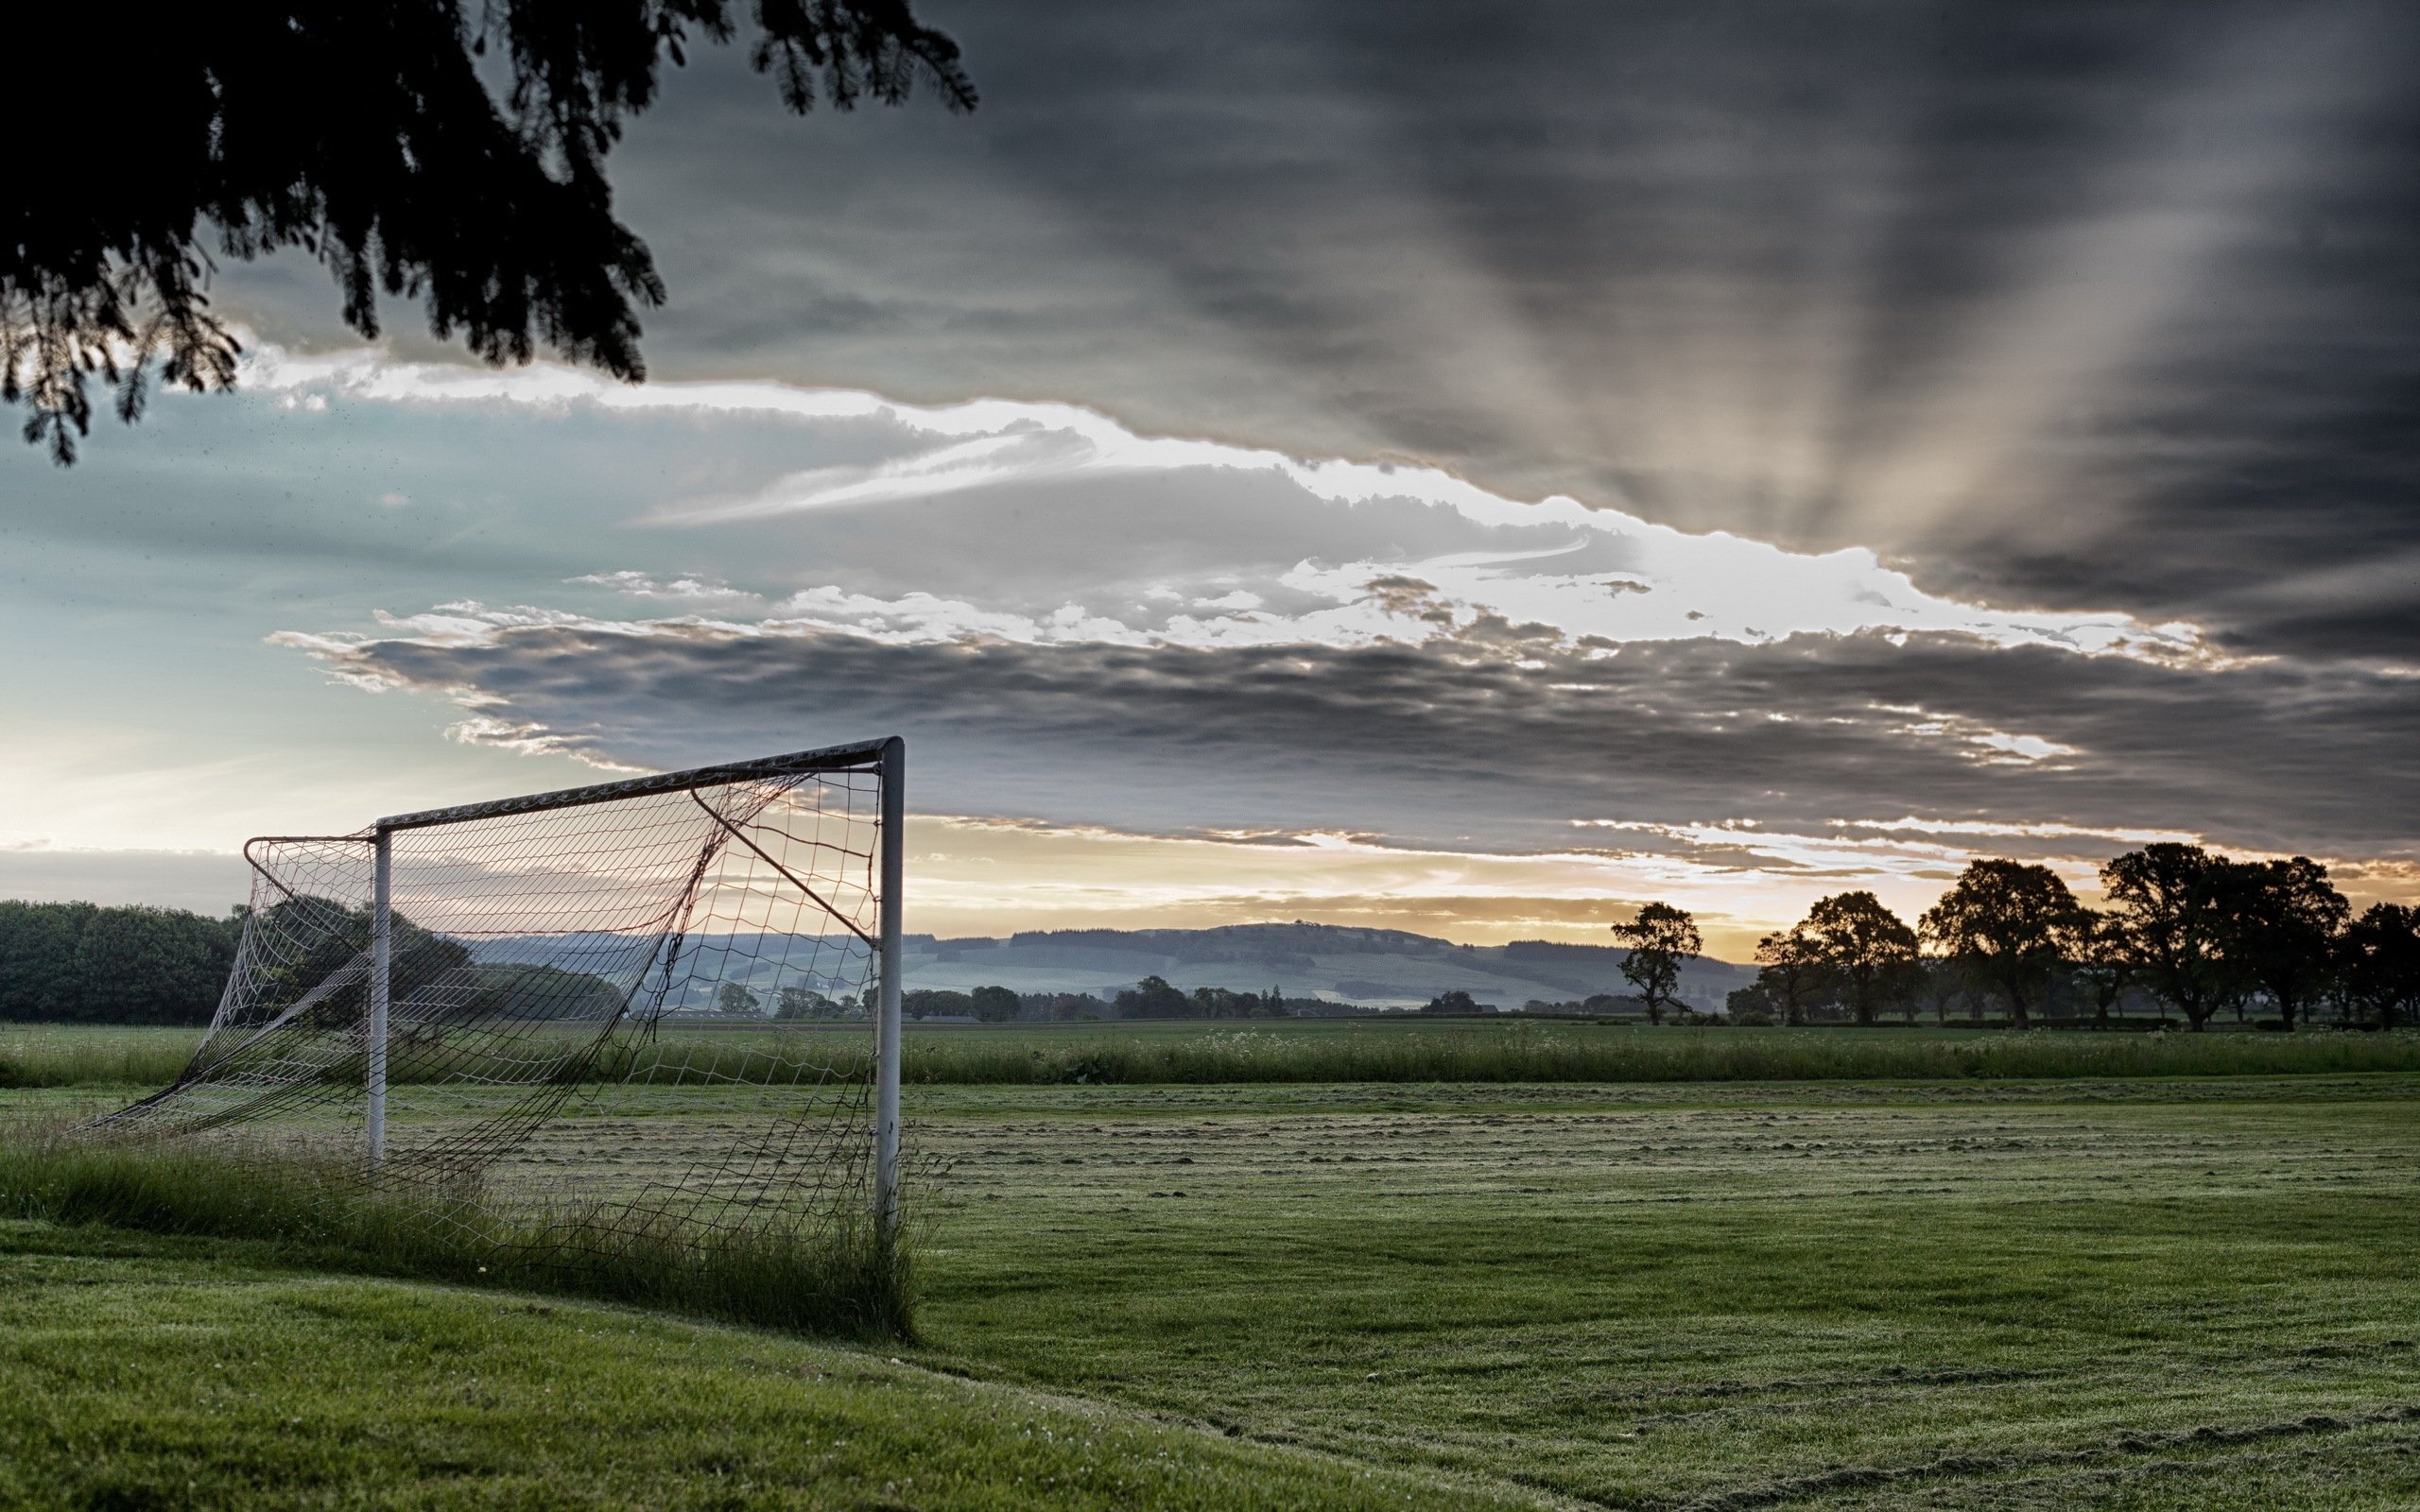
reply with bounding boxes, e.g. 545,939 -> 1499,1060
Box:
4,1027 -> 2419,1507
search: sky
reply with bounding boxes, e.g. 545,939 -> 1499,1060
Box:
4,0 -> 2416,958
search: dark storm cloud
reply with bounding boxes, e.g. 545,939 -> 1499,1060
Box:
308,620 -> 2419,863
213,0 -> 2420,666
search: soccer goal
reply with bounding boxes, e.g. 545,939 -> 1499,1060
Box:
98,736 -> 906,1277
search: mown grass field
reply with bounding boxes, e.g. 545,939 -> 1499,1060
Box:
4,1029 -> 2418,1507
907,1077 -> 2420,1508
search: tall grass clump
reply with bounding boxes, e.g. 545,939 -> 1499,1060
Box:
897,1024 -> 2420,1086
0,1024 -> 846,1091
0,1125 -> 909,1338
0,1028 -> 199,1089
13,1021 -> 2420,1094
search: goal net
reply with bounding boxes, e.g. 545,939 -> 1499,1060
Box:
96,737 -> 905,1274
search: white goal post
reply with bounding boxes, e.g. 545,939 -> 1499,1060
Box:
103,735 -> 908,1259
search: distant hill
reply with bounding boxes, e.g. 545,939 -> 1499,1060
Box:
902,922 -> 1752,1011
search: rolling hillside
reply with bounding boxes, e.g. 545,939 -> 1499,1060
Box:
901,922 -> 1752,1010
455,922 -> 1754,1015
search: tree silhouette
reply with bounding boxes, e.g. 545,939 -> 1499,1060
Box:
2099,844 -> 2244,1032
775,986 -> 842,1020
970,985 -> 1022,1022
1723,981 -> 1778,1024
2341,902 -> 2420,1030
1752,925 -> 1830,1026
2222,856 -> 2349,1032
3,1 -> 974,463
1114,975 -> 1192,1020
2067,908 -> 2135,1027
1610,902 -> 1700,1024
715,981 -> 764,1016
1800,891 -> 1921,1025
1919,859 -> 2081,1030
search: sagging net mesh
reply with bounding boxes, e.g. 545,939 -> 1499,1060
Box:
96,745 -> 891,1265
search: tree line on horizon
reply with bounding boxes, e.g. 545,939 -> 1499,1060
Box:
1619,844 -> 2420,1032
0,901 -> 242,1023
6,845 -> 2418,1032
0,897 -> 1349,1027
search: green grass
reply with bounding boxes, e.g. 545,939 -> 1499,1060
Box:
899,1077 -> 2420,1508
11,1019 -> 2420,1091
0,1024 -> 199,1090
7,1061 -> 2420,1506
0,1221 -> 1506,1512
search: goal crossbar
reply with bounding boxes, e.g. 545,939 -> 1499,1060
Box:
374,736 -> 897,832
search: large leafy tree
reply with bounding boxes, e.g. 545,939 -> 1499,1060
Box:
1918,859 -> 2081,1029
1114,975 -> 1192,1020
1610,902 -> 1700,1024
2221,857 -> 2350,1031
970,985 -> 1022,1022
2341,902 -> 2420,1029
238,894 -> 474,1035
3,1 -> 974,462
1800,891 -> 1921,1026
2099,844 -> 2246,1032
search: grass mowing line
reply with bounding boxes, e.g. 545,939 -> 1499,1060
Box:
1661,1403 -> 2420,1512
891,1349 -> 1600,1512
0,1128 -> 909,1339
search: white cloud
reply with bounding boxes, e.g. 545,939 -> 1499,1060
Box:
1827,816 -> 2205,845
1863,705 -> 2084,767
244,343 -> 2221,665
